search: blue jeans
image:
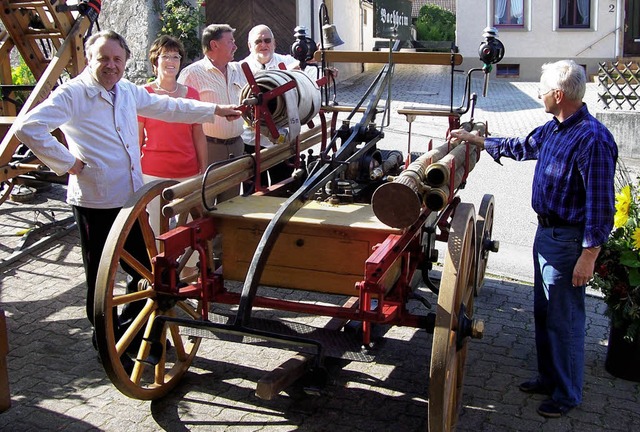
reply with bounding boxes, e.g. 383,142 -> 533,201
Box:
532,224 -> 585,408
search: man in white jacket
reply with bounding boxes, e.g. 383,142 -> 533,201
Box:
15,30 -> 240,355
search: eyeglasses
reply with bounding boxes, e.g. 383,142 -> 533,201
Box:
253,38 -> 272,45
537,88 -> 558,98
159,54 -> 182,62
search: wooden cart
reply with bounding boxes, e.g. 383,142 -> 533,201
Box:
92,44 -> 502,431
1,3 -> 504,430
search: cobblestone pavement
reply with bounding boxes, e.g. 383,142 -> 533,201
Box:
1,66 -> 639,431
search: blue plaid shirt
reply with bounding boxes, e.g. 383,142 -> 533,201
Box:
484,104 -> 618,248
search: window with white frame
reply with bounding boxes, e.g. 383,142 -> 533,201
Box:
494,0 -> 525,27
559,0 -> 590,28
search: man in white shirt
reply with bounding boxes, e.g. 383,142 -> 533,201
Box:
179,24 -> 247,200
15,30 -> 240,360
241,25 -> 316,186
242,24 -> 302,72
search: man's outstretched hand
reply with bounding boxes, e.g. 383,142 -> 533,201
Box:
215,105 -> 243,121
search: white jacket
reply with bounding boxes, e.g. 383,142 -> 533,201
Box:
15,70 -> 219,208
241,52 -> 300,72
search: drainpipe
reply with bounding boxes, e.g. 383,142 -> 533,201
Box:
309,1 -> 315,41
615,0 -> 622,58
360,0 -> 365,72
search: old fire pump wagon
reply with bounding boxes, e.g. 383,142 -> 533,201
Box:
0,1 -> 506,431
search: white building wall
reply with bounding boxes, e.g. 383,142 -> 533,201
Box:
456,0 -> 621,81
297,1 -> 319,39
328,0 -> 370,79
298,0 -> 370,80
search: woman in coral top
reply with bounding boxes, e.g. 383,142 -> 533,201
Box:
138,35 -> 207,233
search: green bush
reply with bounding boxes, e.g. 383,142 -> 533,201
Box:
156,0 -> 204,62
5,56 -> 36,108
415,4 -> 455,42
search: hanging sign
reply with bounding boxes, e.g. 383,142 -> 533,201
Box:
373,0 -> 412,41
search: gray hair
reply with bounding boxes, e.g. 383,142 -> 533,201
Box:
85,30 -> 131,61
541,60 -> 586,101
201,24 -> 235,53
248,25 -> 274,43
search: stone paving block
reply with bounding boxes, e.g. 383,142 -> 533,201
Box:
539,417 -> 574,432
483,372 -> 516,395
507,343 -> 536,360
575,409 -> 610,430
597,411 -> 637,431
64,419 -> 103,432
489,413 -> 544,431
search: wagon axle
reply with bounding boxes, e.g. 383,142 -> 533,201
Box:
457,303 -> 485,351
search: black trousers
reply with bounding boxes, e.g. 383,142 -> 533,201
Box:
72,205 -> 149,327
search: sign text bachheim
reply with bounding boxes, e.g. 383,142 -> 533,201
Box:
379,8 -> 409,28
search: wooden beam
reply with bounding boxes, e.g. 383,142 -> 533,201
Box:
0,309 -> 10,412
0,117 -> 16,125
0,31 -> 15,116
397,108 -> 461,118
322,105 -> 383,114
255,297 -> 359,400
313,50 -> 463,66
255,354 -> 312,400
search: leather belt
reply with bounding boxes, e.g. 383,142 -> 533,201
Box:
206,135 -> 241,145
537,214 -> 582,228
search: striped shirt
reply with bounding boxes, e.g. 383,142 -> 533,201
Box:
484,103 -> 618,248
178,57 -> 246,139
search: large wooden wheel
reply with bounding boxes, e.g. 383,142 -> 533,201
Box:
475,194 -> 498,295
94,180 -> 203,400
429,203 -> 482,432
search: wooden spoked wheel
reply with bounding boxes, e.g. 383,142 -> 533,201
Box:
0,178 -> 15,205
475,194 -> 496,295
94,180 -> 203,400
429,203 -> 478,432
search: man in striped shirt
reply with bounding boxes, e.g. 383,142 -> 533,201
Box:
179,24 -> 247,201
449,60 -> 618,418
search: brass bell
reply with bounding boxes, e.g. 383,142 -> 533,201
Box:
322,23 -> 344,49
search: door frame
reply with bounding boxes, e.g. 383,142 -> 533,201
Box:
624,0 -> 640,56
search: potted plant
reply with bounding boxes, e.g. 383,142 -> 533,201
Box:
590,171 -> 640,381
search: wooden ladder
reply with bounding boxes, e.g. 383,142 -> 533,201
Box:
0,0 -> 95,173
0,0 -> 84,79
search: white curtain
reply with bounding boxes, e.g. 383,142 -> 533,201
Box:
511,0 -> 524,24
494,0 -> 507,24
577,0 -> 590,25
560,0 -> 567,21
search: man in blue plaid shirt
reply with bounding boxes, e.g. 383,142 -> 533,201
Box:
449,60 -> 618,418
